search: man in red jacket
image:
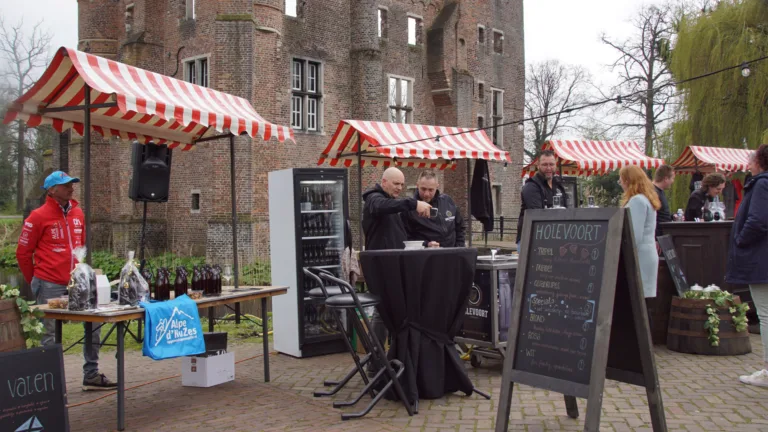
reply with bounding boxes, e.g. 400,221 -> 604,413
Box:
17,171 -> 116,391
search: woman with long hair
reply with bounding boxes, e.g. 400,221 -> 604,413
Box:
727,145 -> 768,387
619,165 -> 662,298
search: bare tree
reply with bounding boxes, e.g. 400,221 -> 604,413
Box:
0,17 -> 52,212
600,4 -> 676,157
524,60 -> 590,161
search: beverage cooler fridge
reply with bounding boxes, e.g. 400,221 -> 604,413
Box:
269,168 -> 349,358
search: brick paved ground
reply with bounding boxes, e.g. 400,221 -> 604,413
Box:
62,334 -> 768,431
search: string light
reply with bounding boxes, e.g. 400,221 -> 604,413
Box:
517,123 -> 524,131
368,55 -> 768,151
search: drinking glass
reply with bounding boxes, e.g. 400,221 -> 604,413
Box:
553,195 -> 562,208
222,264 -> 233,287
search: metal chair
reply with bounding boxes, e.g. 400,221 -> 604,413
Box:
318,272 -> 415,420
303,267 -> 373,397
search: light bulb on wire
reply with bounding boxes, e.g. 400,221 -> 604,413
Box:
517,123 -> 524,131
741,62 -> 751,78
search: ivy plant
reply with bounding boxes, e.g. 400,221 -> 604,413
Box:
0,284 -> 45,347
683,289 -> 750,347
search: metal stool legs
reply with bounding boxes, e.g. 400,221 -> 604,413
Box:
303,268 -> 374,398
319,273 -> 415,419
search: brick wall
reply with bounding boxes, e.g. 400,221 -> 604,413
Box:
74,0 -> 525,261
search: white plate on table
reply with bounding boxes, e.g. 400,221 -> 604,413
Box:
403,241 -> 425,250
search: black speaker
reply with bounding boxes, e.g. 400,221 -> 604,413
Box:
129,141 -> 173,202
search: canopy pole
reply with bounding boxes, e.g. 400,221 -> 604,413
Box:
357,134 -> 363,251
230,134 -> 240,290
84,84 -> 92,265
466,160 -> 472,247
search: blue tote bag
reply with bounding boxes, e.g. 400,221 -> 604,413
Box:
141,294 -> 206,360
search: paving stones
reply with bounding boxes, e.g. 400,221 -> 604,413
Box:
61,334 -> 768,431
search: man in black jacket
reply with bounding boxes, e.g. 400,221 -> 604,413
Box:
516,150 -> 567,249
402,170 -> 465,248
362,167 -> 431,250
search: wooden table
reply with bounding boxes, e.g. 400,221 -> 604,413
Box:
36,286 -> 287,431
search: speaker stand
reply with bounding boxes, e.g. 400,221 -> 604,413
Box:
138,201 -> 148,273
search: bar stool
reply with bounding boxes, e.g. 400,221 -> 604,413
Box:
303,268 -> 373,397
318,272 -> 415,420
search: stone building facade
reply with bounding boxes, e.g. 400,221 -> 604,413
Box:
68,0 -> 525,263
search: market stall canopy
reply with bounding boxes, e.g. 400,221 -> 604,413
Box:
521,140 -> 665,177
317,120 -> 511,170
2,47 -> 294,149
670,145 -> 752,173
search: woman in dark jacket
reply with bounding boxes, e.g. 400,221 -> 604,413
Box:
726,144 -> 768,387
684,173 -> 726,221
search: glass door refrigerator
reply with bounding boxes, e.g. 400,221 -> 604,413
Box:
269,168 -> 349,358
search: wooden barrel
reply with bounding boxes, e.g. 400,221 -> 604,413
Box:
667,296 -> 752,355
0,299 -> 26,352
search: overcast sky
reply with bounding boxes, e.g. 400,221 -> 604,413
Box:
1,0 -> 664,123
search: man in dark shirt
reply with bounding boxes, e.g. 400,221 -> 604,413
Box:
516,150 -> 567,250
402,170 -> 465,248
652,165 -> 675,237
362,167 -> 431,250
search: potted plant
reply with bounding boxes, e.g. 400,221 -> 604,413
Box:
0,284 -> 45,350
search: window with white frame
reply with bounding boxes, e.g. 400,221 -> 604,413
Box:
378,8 -> 388,38
186,0 -> 195,20
184,56 -> 208,87
291,59 -> 322,132
407,16 -> 422,45
477,25 -> 485,44
493,29 -> 504,54
285,0 -> 297,17
388,76 -> 413,124
491,88 -> 504,147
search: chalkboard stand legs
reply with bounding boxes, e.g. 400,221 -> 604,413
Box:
494,381 -> 514,431
564,395 -> 579,419
117,321 -> 125,431
55,319 -> 62,344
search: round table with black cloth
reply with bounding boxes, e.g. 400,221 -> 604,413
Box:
359,248 -> 478,403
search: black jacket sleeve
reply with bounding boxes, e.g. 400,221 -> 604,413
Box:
521,181 -> 544,210
366,194 -> 416,216
454,201 -> 466,247
736,180 -> 768,248
685,191 -> 704,221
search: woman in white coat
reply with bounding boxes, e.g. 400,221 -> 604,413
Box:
619,165 -> 662,298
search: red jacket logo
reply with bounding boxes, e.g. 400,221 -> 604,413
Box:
73,218 -> 83,227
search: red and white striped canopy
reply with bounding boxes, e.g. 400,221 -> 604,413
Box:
3,47 -> 293,150
318,120 -> 511,170
670,146 -> 752,173
521,140 -> 665,177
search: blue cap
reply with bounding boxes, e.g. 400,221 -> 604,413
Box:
42,171 -> 80,190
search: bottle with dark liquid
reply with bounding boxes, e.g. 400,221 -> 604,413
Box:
192,265 -> 202,291
155,268 -> 169,301
174,266 -> 188,298
213,264 -> 222,295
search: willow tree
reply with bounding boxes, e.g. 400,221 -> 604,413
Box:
667,0 -> 768,209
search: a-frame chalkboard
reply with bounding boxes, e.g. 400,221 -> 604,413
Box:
656,234 -> 689,297
495,208 -> 666,432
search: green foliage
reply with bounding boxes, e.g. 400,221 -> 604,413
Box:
0,284 -> 44,347
668,0 -> 767,209
240,260 -> 271,286
90,251 -> 125,281
682,289 -> 751,346
0,244 -> 16,268
583,171 -> 622,207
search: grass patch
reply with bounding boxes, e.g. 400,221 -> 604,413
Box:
0,217 -> 21,226
59,315 -> 272,355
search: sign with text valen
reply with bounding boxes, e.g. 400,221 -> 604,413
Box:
0,345 -> 69,432
495,208 -> 666,432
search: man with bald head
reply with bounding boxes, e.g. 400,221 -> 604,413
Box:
362,167 -> 431,250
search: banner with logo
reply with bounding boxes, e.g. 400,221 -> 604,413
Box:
141,295 -> 205,360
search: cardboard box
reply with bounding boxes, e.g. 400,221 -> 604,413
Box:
181,352 -> 235,387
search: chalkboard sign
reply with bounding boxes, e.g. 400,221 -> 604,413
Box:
657,235 -> 689,296
496,208 -> 667,432
513,220 -> 608,385
0,345 -> 69,432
